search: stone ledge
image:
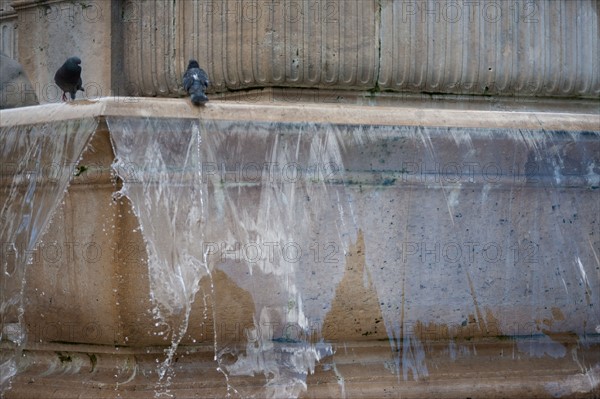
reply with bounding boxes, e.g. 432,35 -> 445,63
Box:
1,97 -> 599,131
3,339 -> 599,398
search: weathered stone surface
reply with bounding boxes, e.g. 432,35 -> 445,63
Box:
2,0 -> 598,101
1,98 -> 599,397
8,0 -> 112,103
379,0 -> 600,97
122,0 -> 599,97
0,0 -> 599,396
0,0 -> 18,59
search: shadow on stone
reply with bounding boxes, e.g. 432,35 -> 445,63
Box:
0,53 -> 39,109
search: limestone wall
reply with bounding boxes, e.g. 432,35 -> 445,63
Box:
1,1 -> 599,397
1,99 -> 599,398
0,0 -> 598,103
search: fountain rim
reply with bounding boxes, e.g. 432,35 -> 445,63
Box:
1,97 -> 599,132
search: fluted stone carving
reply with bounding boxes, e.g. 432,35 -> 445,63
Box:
1,0 -> 598,101
121,0 -> 599,98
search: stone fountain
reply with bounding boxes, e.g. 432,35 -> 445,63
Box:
1,1 -> 599,398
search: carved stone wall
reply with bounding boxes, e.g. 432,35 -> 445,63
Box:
4,0 -> 113,103
122,0 -> 379,96
378,0 -> 600,97
0,0 -> 598,102
121,0 -> 599,98
0,0 -> 17,58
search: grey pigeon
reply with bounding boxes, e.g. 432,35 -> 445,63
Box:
54,56 -> 84,101
183,59 -> 209,105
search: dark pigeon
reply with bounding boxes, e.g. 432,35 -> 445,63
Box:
54,56 -> 84,101
183,59 -> 209,105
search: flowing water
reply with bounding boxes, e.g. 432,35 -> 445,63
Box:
109,117 -> 207,394
1,114 -> 599,397
0,118 -> 98,388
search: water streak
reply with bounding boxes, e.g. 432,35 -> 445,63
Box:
108,117 -> 207,393
0,118 -> 97,389
3,114 -> 597,397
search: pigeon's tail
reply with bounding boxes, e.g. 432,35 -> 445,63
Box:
69,82 -> 85,100
190,89 -> 209,105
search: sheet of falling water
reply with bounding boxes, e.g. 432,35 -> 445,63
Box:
108,116 -> 600,398
0,118 -> 98,390
202,121 -> 600,390
108,117 -> 209,394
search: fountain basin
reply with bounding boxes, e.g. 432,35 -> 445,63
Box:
1,97 -> 599,398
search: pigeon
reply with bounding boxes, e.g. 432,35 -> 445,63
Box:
183,59 -> 209,105
54,56 -> 84,101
